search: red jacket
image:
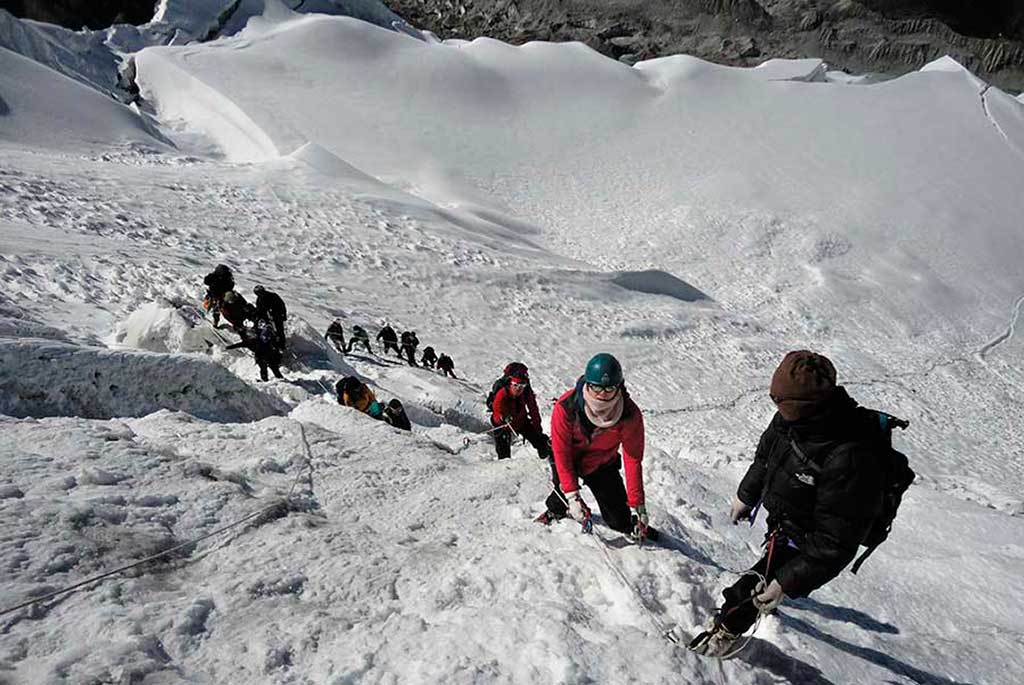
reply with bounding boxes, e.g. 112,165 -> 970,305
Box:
491,385 -> 542,433
551,381 -> 645,507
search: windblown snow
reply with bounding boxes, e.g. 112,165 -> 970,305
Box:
1,1 -> 1023,683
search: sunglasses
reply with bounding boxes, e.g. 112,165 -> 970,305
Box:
586,382 -> 619,395
510,380 -> 528,388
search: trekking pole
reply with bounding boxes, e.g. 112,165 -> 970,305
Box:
461,420 -> 514,446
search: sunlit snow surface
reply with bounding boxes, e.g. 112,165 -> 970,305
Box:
2,2 -> 1024,683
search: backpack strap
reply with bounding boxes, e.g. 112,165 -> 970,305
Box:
850,545 -> 878,574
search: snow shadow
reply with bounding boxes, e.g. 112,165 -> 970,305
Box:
344,352 -> 406,369
779,614 -> 974,685
611,270 -> 709,302
0,339 -> 288,422
400,400 -> 491,433
655,530 -> 726,571
787,597 -> 899,635
0,93 -> 9,116
740,638 -> 837,684
286,378 -> 334,396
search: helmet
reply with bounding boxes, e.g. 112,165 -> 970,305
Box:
504,362 -> 529,383
584,353 -> 623,387
222,291 -> 237,304
253,285 -> 265,295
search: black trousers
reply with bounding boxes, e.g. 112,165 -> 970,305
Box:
719,541 -> 802,634
382,341 -> 401,357
346,338 -> 372,354
494,424 -> 550,461
272,317 -> 286,348
541,458 -> 632,529
327,334 -> 345,352
575,459 -> 633,534
257,357 -> 283,381
544,456 -> 570,517
440,367 -> 455,378
403,345 -> 418,366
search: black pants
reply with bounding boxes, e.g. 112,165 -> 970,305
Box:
440,367 -> 455,378
403,345 -> 418,366
257,357 -> 284,381
327,334 -> 345,352
274,318 -> 287,348
544,456 -> 570,517
543,458 -> 635,533
574,459 -> 633,534
719,540 -> 802,634
382,341 -> 401,358
346,338 -> 372,354
494,424 -> 550,461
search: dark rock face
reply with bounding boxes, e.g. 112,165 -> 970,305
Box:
3,0 -> 1021,91
383,0 -> 1024,92
0,0 -> 156,29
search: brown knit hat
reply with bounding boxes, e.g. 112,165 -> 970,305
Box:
769,350 -> 837,421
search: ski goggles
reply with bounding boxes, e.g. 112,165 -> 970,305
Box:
586,382 -> 619,395
509,379 -> 529,388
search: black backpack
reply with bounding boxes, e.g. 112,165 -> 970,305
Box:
485,362 -> 530,412
335,376 -> 366,401
849,408 -> 915,574
255,318 -> 276,346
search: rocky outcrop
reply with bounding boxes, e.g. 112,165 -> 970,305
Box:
4,0 -> 1022,91
0,0 -> 156,29
383,0 -> 1024,92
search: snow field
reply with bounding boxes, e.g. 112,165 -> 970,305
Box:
2,4 -> 1024,682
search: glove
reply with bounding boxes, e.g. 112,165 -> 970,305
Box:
630,504 -> 649,539
729,496 -> 753,525
539,435 -> 553,459
753,579 -> 786,613
564,491 -> 590,522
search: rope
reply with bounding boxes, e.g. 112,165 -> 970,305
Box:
461,421 -> 514,447
547,478 -> 592,534
0,502 -> 282,619
592,529 -> 677,640
539,463 -> 677,642
284,348 -> 335,396
715,571 -> 765,660
691,531 -> 783,659
204,316 -> 236,346
0,424 -> 317,620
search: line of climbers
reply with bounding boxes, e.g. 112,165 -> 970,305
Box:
325,320 -> 456,378
203,264 -> 453,433
206,264 -> 916,659
484,350 -> 914,659
203,264 -> 288,382
204,265 -> 458,385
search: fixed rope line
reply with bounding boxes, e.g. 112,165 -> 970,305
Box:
0,425 -> 315,620
539,462 -> 682,645
284,348 -> 335,396
0,502 -> 283,619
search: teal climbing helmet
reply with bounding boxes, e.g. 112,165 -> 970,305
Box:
584,353 -> 623,387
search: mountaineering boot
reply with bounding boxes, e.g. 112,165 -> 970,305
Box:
687,620 -> 743,658
534,509 -> 567,525
628,524 -> 661,543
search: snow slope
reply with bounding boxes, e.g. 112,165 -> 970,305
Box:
2,3 -> 1024,683
0,47 -> 162,151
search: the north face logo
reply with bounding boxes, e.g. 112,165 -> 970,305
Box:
796,472 -> 816,486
